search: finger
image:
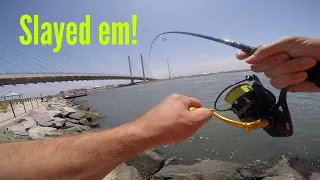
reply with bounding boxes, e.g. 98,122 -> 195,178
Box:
289,81 -> 320,92
179,95 -> 203,108
264,57 -> 317,78
246,36 -> 299,64
189,108 -> 213,124
250,53 -> 289,72
236,51 -> 250,60
270,71 -> 307,89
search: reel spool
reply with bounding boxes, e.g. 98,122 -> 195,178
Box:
190,74 -> 293,137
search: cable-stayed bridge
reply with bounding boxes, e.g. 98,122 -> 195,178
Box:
0,73 -> 157,86
0,5 -> 158,87
0,23 -> 156,86
0,53 -> 157,86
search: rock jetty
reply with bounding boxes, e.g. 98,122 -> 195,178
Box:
1,98 -> 102,141
105,151 -> 320,180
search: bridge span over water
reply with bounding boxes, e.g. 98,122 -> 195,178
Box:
0,73 -> 157,86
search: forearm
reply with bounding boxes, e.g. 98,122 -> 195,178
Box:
0,118 -> 156,180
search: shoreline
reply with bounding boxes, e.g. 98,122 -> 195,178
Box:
0,97 -> 102,142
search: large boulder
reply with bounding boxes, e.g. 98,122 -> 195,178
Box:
79,118 -> 90,126
252,153 -> 320,180
60,107 -> 77,116
7,125 -> 29,137
64,122 -> 91,132
126,150 -> 166,179
85,111 -> 103,121
46,102 -> 65,111
28,109 -> 55,127
151,159 -> 248,180
47,110 -> 63,118
68,111 -> 86,120
65,118 -> 80,124
103,163 -> 141,180
28,127 -> 58,140
54,117 -> 66,126
151,153 -> 320,180
89,121 -> 100,128
5,116 -> 37,138
17,116 -> 37,130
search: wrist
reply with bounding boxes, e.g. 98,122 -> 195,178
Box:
130,117 -> 161,148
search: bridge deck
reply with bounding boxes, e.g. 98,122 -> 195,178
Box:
0,73 -> 157,86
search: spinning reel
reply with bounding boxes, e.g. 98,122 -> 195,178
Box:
190,74 -> 292,137
150,31 -> 320,137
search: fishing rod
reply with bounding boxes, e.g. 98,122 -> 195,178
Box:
149,31 -> 320,137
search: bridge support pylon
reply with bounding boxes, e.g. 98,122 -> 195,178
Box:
140,53 -> 146,82
127,56 -> 135,85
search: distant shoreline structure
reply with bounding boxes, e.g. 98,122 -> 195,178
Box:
164,69 -> 252,80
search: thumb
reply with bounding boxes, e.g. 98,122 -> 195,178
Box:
190,108 -> 213,124
246,37 -> 295,64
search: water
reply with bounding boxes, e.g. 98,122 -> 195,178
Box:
75,72 -> 320,166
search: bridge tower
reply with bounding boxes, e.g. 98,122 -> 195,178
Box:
127,56 -> 134,85
140,53 -> 146,82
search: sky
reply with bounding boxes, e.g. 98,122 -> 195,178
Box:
0,0 -> 320,97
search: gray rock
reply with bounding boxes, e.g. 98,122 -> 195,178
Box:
60,107 -> 77,116
65,118 -> 80,124
103,163 -> 141,180
64,122 -> 79,128
151,159 -> 245,180
28,109 -> 56,127
48,110 -> 63,118
310,172 -> 320,180
7,125 -> 29,136
89,121 -> 100,128
28,127 -> 57,140
85,111 -> 103,121
81,126 -> 91,131
65,125 -> 91,132
54,117 -> 66,125
151,153 -> 320,180
6,116 -> 37,137
68,111 -> 86,120
127,150 -> 166,179
64,122 -> 91,132
17,116 -> 35,124
79,118 -> 90,126
46,102 -> 65,111
16,116 -> 37,130
252,153 -> 320,179
262,176 -> 296,180
50,122 -> 63,129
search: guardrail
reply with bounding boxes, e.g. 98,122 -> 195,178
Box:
0,97 -> 53,121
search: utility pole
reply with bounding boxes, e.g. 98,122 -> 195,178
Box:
167,59 -> 171,79
140,53 -> 146,82
127,56 -> 134,84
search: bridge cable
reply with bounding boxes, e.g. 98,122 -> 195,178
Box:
0,24 -> 87,73
0,53 -> 43,73
0,22 -> 103,73
0,32 -> 89,73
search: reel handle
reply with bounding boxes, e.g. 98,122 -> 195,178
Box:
188,107 -> 269,131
